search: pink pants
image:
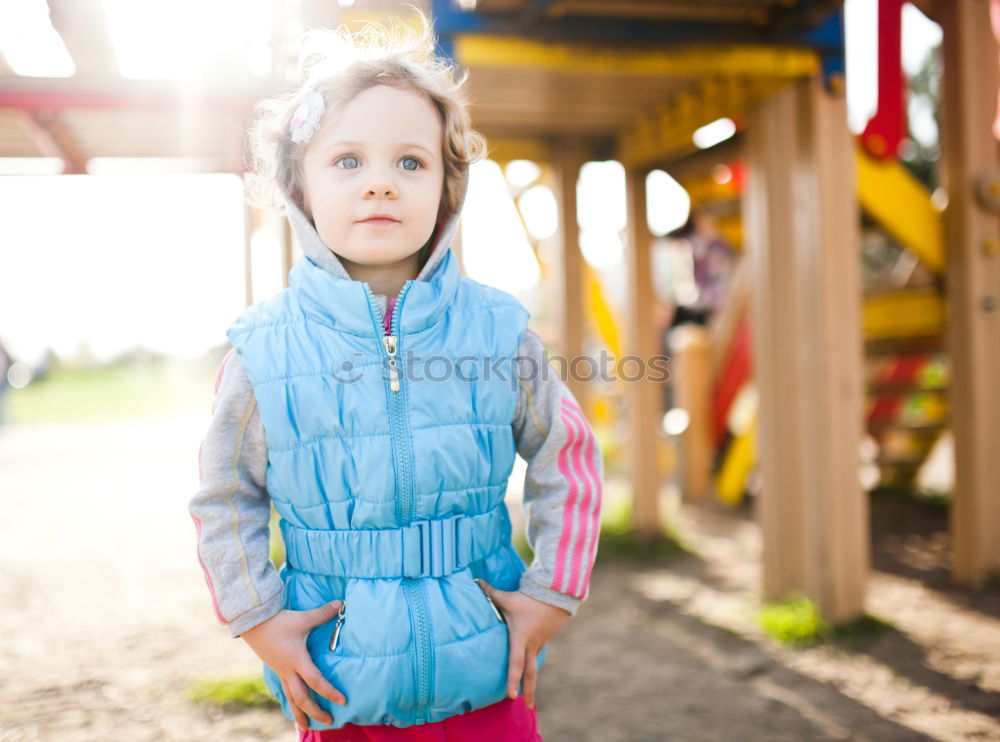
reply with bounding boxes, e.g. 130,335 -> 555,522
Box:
297,697 -> 543,741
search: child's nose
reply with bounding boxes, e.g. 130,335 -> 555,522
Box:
364,184 -> 398,198
363,167 -> 398,199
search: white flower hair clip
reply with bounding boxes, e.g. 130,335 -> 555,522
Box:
289,89 -> 325,145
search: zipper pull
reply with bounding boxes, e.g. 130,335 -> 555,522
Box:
475,579 -> 506,624
329,601 -> 347,651
382,335 -> 400,393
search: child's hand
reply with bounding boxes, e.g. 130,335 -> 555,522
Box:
240,601 -> 348,729
476,580 -> 570,709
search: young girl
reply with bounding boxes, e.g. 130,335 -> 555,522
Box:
189,14 -> 603,741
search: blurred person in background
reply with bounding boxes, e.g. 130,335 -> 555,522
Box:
654,209 -> 738,411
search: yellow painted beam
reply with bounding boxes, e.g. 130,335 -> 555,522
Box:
855,148 -> 946,274
485,136 -> 549,165
617,76 -> 796,167
454,35 -> 820,79
863,288 -> 946,340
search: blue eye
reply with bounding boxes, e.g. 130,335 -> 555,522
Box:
337,155 -> 360,169
400,157 -> 422,171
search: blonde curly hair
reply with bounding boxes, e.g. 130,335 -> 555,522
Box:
244,10 -> 485,224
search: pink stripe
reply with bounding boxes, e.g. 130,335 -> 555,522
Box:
551,404 -> 582,593
561,402 -> 602,598
190,513 -> 228,624
558,407 -> 589,597
561,400 -> 603,595
560,401 -> 595,597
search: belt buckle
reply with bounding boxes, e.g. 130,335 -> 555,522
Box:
415,514 -> 460,578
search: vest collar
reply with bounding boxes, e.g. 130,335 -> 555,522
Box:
290,247 -> 460,337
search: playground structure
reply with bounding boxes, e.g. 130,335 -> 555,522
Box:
426,0 -> 1000,627
0,0 -> 997,628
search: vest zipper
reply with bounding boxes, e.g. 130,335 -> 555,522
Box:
382,334 -> 400,392
328,601 -> 347,651
362,281 -> 434,723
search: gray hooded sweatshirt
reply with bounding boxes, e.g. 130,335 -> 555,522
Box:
189,167 -> 604,638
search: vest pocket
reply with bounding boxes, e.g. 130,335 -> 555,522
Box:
324,578 -> 412,658
307,579 -> 418,727
422,569 -> 510,715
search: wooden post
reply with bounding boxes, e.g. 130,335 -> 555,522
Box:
670,324 -> 713,501
452,220 -> 465,276
624,168 -> 663,540
280,216 -> 293,289
550,139 -> 588,413
939,0 -> 1000,586
745,77 -> 868,623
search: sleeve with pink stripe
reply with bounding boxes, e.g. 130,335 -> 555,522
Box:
512,330 -> 604,615
188,350 -> 285,637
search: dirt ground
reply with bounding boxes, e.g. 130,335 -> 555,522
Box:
1,413 -> 998,741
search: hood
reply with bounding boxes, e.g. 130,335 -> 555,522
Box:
278,164 -> 467,318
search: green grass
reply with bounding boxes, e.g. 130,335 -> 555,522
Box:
757,594 -> 832,647
187,674 -> 277,709
513,533 -> 534,564
757,594 -> 894,649
6,356 -> 218,424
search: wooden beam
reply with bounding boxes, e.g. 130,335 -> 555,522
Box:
745,77 -> 867,623
658,135 -> 744,182
624,167 -> 663,541
281,217 -> 293,290
549,139 -> 588,412
452,220 -> 466,277
939,0 -> 1000,587
486,136 -> 549,164
670,324 -> 713,501
0,74 -> 270,113
243,181 -> 259,308
617,75 -> 808,169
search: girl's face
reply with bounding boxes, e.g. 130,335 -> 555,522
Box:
300,85 -> 445,277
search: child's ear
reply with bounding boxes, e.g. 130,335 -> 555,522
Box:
293,188 -> 311,219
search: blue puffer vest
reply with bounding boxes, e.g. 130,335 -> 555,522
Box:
227,247 -> 539,729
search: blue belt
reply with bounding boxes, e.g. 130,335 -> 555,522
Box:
280,505 -> 508,579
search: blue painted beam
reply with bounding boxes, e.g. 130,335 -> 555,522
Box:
431,0 -> 845,52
